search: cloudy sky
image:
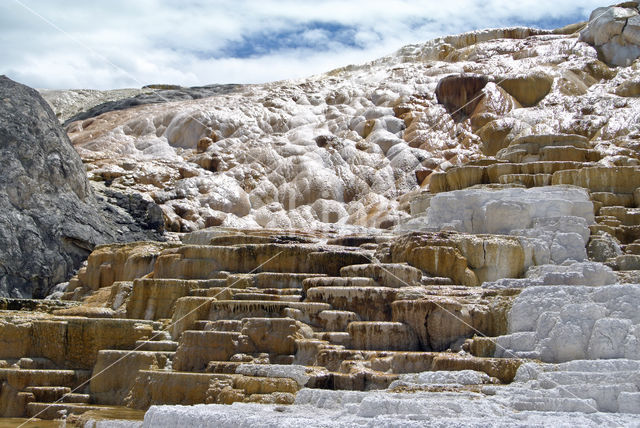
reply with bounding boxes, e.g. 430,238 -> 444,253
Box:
1,0 -> 604,89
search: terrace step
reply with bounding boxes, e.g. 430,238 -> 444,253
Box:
61,393 -> 91,404
312,332 -> 352,347
25,386 -> 71,403
150,330 -> 172,341
26,402 -> 107,420
0,368 -> 91,391
231,293 -> 302,302
135,340 -> 179,352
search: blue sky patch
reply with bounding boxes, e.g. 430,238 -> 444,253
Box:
218,21 -> 360,58
0,1 -> 605,88
516,12 -> 587,30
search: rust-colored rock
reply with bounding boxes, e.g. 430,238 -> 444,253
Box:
435,74 -> 489,120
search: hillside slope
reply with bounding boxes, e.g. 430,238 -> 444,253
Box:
44,12 -> 637,235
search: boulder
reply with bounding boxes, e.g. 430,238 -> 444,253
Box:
0,76 -> 162,298
580,4 -> 640,66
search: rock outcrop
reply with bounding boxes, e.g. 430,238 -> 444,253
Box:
401,186 -> 594,266
0,76 -> 162,298
497,71 -> 554,107
0,228 -> 530,421
39,88 -> 154,123
580,2 -> 640,66
435,74 -> 489,119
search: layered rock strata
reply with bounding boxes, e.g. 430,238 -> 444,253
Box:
0,229 -> 527,421
1,217 -> 638,424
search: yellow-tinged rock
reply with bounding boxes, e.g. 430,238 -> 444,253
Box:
0,316 -> 155,369
556,70 -> 591,96
80,242 -> 176,290
126,371 -> 220,409
384,233 -> 478,286
614,78 -> 640,97
477,118 -> 518,156
173,331 -> 242,372
471,83 -> 521,122
431,354 -> 521,383
498,72 -> 553,107
90,350 -> 171,405
348,322 -> 420,351
552,166 -> 640,194
126,278 -> 199,320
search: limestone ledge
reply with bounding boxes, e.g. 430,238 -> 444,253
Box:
2,221 -> 639,422
0,314 -> 157,369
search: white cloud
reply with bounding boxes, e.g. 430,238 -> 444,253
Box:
0,0 -> 605,89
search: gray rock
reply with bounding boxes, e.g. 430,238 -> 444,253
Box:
39,88 -> 155,122
579,4 -> 640,66
92,182 -> 165,233
0,76 -> 162,298
587,232 -> 623,262
62,84 -> 242,127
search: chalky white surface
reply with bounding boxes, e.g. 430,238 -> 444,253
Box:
135,386 -> 639,427
424,187 -> 594,234
388,369 -> 494,388
496,285 -> 640,362
235,364 -> 310,387
405,186 -> 594,264
483,261 -> 617,289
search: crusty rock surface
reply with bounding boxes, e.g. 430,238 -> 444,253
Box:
42,11 -> 639,234
401,186 -> 594,265
39,87 -> 154,122
0,76 -> 162,298
496,284 -> 640,363
579,2 -> 640,66
483,261 -> 617,289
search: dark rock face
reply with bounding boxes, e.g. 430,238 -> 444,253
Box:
0,76 -> 163,298
94,183 -> 165,232
435,74 -> 489,120
63,84 -> 242,127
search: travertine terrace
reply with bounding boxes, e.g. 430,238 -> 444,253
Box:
2,3 -> 640,426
